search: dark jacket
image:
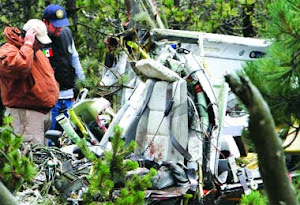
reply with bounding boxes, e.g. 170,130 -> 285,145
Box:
47,27 -> 75,90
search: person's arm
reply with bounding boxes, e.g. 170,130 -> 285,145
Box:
0,29 -> 35,78
71,40 -> 85,80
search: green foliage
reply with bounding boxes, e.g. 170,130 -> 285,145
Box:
0,0 -> 271,59
158,0 -> 268,36
241,129 -> 255,153
0,0 -> 272,100
75,0 -> 127,58
115,168 -> 156,205
77,138 -> 97,162
105,126 -> 138,184
0,116 -> 37,192
75,56 -> 103,98
240,190 -> 269,205
134,12 -> 157,30
183,193 -> 193,205
244,0 -> 300,127
78,125 -> 156,204
240,179 -> 300,205
293,176 -> 300,203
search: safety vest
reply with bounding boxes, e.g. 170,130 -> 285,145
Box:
43,27 -> 75,91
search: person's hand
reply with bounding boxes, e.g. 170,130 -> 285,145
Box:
24,28 -> 36,46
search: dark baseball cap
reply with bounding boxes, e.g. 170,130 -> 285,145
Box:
43,4 -> 70,27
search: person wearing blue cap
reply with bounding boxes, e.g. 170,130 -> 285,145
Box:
42,4 -> 85,140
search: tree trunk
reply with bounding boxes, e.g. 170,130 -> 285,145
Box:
242,3 -> 255,37
45,0 -> 51,6
0,182 -> 18,205
225,74 -> 298,205
123,0 -> 141,29
66,0 -> 78,31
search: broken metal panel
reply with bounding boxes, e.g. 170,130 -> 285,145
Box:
99,102 -> 130,149
213,79 -> 230,177
101,51 -> 130,86
219,135 -> 241,159
99,81 -> 147,149
72,97 -> 114,124
222,115 -> 249,136
135,59 -> 181,82
142,29 -> 270,201
187,120 -> 203,163
283,125 -> 300,154
173,48 -> 225,182
101,51 -> 139,110
151,28 -> 270,79
151,28 -> 269,50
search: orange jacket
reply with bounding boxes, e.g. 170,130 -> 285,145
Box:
0,27 -> 59,113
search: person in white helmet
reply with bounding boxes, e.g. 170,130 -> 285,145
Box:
0,19 -> 59,144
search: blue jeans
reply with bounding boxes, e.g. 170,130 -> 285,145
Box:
50,99 -> 74,131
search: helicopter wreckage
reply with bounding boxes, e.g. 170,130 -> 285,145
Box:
13,28 -> 299,205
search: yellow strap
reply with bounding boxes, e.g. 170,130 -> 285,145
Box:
127,41 -> 150,59
68,108 -> 89,138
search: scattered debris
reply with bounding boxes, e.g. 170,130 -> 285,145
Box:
10,28 -> 299,205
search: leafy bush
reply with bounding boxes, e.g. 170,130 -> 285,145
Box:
240,190 -> 268,205
0,117 -> 37,192
76,125 -> 156,204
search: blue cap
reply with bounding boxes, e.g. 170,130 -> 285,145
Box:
43,4 -> 70,27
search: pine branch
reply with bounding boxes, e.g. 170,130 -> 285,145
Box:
225,74 -> 298,205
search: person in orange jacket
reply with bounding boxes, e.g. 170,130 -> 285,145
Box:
0,19 -> 59,144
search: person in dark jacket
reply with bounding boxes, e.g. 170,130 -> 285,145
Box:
0,19 -> 59,144
42,4 -> 85,134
